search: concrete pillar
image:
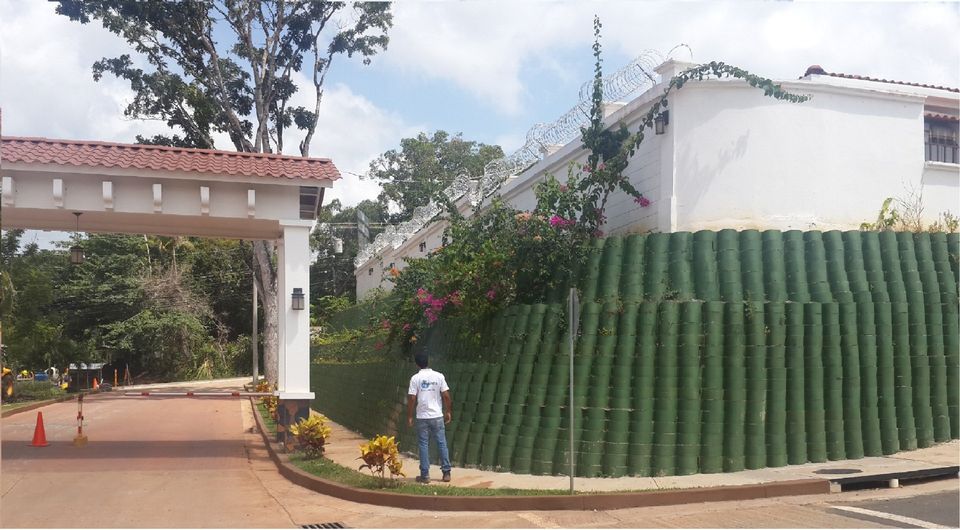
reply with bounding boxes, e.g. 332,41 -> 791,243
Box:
275,220 -> 314,447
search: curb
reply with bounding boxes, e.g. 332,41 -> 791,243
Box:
249,398 -> 832,511
1,392 -> 93,418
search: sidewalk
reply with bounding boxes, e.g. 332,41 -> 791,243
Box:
314,409 -> 959,493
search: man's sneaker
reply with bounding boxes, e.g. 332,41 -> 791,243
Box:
442,471 -> 451,483
415,476 -> 430,484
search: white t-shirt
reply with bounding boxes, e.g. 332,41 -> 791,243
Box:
408,368 -> 449,419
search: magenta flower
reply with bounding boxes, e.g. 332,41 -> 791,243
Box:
549,215 -> 564,227
403,323 -> 412,332
597,162 -> 606,171
634,195 -> 651,207
486,289 -> 497,300
380,319 -> 391,330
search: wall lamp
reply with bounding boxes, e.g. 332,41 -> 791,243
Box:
654,110 -> 669,135
291,288 -> 305,310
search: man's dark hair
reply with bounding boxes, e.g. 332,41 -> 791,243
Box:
414,354 -> 429,369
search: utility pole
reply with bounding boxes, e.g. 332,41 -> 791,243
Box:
252,262 -> 259,386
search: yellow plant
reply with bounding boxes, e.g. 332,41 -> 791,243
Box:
358,434 -> 405,486
289,414 -> 333,458
256,380 -> 279,419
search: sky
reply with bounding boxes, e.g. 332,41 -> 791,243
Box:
1,1 -> 958,248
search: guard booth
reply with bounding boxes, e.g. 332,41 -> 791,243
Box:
66,362 -> 105,392
1,136 -> 339,444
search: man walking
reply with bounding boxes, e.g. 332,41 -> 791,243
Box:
407,353 -> 452,483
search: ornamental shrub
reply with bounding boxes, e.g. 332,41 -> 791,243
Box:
289,413 -> 333,458
358,434 -> 405,486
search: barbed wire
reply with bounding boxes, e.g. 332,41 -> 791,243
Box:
355,49 -> 677,268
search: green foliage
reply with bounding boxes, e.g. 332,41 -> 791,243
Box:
7,380 -> 65,404
1,231 -> 254,381
370,131 -> 505,224
311,327 -> 395,362
56,0 -> 393,152
861,195 -> 959,233
384,199 -> 585,347
311,199 -> 389,302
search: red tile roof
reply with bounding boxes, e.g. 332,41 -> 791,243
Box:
802,65 -> 959,94
0,136 -> 340,181
925,112 -> 959,122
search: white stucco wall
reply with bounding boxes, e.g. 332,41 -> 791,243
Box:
670,81 -> 959,231
355,69 -> 960,299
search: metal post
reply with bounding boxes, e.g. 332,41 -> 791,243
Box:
252,278 -> 259,387
568,287 -> 579,495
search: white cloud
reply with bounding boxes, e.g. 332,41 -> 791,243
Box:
381,2 -> 959,116
0,0 -> 172,141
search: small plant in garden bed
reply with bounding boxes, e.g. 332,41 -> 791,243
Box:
290,413 -> 333,458
255,401 -> 277,437
256,380 -> 278,420
358,434 -> 405,487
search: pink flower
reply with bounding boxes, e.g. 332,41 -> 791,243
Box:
449,291 -> 463,307
374,341 -> 385,350
634,195 -> 651,207
597,162 -> 606,171
380,319 -> 391,330
402,323 -> 412,332
549,215 -> 564,227
486,289 -> 497,300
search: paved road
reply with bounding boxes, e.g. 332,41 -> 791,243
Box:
831,489 -> 959,528
2,378 -> 958,528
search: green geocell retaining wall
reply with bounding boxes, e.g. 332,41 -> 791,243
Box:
313,230 -> 960,477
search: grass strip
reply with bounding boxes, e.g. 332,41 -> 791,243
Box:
289,453 -> 576,497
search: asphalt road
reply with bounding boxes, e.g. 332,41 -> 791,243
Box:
2,378 -> 958,528
833,489 -> 960,528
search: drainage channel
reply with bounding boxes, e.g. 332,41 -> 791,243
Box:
821,465 -> 959,492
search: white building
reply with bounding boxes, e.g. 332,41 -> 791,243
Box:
356,60 -> 960,299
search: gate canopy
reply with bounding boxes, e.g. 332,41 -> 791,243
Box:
0,136 -> 338,238
0,136 -> 339,400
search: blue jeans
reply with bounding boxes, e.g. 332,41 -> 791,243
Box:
416,417 -> 451,478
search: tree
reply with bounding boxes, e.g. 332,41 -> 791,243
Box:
310,198 -> 387,303
369,131 -> 504,223
57,0 -> 393,385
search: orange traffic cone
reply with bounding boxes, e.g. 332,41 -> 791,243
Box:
92,378 -> 99,391
30,411 -> 49,447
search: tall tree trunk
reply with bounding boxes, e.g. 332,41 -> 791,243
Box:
253,240 -> 279,386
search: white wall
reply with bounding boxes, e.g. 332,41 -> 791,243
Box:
670,81 -> 959,231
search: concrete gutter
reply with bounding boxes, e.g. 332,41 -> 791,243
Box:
250,398 -> 831,511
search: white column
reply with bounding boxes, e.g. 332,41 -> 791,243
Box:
276,220 -> 315,400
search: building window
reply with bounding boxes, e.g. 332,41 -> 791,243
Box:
388,262 -> 395,269
419,241 -> 427,252
368,267 -> 373,276
925,118 -> 959,164
442,235 -> 449,246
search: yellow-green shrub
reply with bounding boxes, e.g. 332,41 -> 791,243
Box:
358,434 -> 405,486
289,414 -> 333,458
